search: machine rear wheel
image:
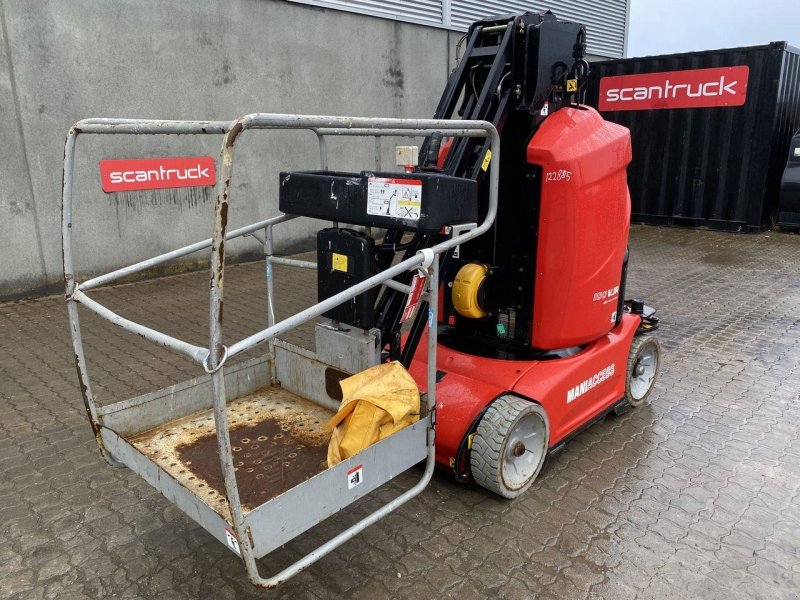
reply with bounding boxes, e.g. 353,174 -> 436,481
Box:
470,395 -> 549,499
623,335 -> 661,409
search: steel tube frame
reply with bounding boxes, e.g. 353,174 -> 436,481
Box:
267,256 -> 317,270
62,112 -> 499,589
74,290 -> 209,364
247,257 -> 440,587
208,113 -> 498,588
383,279 -> 413,294
62,118 -> 234,462
80,214 -> 297,291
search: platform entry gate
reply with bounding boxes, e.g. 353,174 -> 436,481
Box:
61,114 -> 499,588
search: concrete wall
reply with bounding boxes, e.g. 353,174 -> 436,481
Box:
0,0 -> 459,300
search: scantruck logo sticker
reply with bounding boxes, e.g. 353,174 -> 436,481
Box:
599,66 -> 749,111
99,156 -> 216,192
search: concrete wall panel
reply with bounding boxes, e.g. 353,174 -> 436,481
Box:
0,0 -> 452,299
0,4 -> 48,294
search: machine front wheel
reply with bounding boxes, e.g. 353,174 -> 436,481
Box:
623,334 -> 661,408
470,395 -> 549,499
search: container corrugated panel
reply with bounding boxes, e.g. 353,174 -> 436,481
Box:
586,43 -> 800,232
775,50 -> 800,226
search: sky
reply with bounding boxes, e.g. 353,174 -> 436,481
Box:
627,0 -> 800,57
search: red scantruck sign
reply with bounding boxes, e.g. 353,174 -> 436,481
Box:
99,156 -> 216,192
599,65 -> 749,112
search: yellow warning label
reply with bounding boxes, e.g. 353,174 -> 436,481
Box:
566,79 -> 577,92
481,148 -> 492,172
332,253 -> 348,272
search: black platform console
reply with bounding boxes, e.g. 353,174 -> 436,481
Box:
317,228 -> 377,329
280,170 -> 477,231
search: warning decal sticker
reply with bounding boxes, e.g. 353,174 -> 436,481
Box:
367,177 -> 422,221
347,464 -> 363,490
224,528 -> 241,556
400,273 -> 427,324
332,252 -> 348,273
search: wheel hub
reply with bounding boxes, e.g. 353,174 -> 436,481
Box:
502,413 -> 546,490
630,344 -> 658,400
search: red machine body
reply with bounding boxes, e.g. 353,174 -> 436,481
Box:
409,314 -> 640,468
528,107 -> 632,349
292,11 -> 661,492
410,105 -> 640,473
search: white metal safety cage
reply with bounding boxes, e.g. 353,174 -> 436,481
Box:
61,113 -> 499,588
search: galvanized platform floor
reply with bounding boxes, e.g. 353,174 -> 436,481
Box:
1,225 -> 799,599
130,386 -> 333,517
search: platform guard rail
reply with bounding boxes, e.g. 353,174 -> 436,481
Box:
62,114 -> 499,587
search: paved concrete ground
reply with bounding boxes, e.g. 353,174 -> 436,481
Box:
1,225 -> 799,599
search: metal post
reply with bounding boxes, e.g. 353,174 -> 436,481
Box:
426,256 -> 439,421
314,130 -> 329,170
265,224 -> 277,384
207,122 -> 252,581
62,128 -> 101,434
369,135 -> 381,237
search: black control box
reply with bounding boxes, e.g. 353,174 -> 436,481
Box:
280,170 -> 477,231
317,228 -> 377,329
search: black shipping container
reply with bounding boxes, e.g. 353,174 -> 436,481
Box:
777,130 -> 800,228
586,42 -> 800,232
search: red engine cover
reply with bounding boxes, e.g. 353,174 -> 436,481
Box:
527,107 -> 632,349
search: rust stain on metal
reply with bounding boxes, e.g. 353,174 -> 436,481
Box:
216,242 -> 225,281
219,201 -> 228,231
73,353 -> 99,435
177,414 -> 328,510
129,386 -> 333,517
226,121 -> 243,147
74,354 -> 88,395
214,198 -> 228,283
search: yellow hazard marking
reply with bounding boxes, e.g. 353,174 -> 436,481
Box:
332,253 -> 348,272
481,148 -> 492,172
566,79 -> 578,92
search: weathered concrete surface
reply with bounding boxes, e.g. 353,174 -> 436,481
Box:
1,225 -> 799,599
0,0 -> 460,300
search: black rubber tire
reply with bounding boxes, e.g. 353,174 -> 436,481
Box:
470,395 -> 549,499
621,334 -> 661,411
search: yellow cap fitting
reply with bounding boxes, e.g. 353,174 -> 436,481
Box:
452,263 -> 488,319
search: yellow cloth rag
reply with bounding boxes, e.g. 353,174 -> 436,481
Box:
326,361 -> 420,467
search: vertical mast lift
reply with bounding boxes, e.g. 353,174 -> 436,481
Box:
62,11 -> 660,589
